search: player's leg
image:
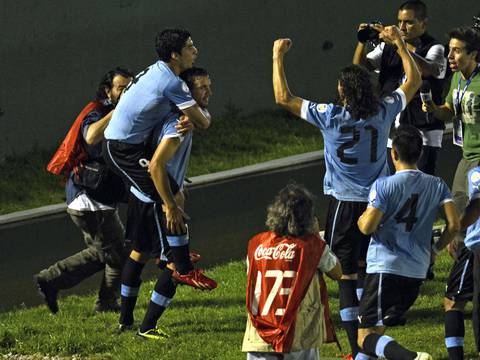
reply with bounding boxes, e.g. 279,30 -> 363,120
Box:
444,243 -> 473,360
325,198 -> 360,357
358,273 -> 426,360
472,246 -> 480,356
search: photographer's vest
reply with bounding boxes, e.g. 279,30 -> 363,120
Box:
245,231 -> 338,353
379,33 -> 445,132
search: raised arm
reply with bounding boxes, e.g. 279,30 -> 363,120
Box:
382,26 -> 421,103
272,38 -> 303,117
352,23 -> 382,70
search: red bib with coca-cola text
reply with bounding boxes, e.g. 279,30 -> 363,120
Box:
246,231 -> 327,353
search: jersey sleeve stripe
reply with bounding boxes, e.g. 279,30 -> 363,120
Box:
394,88 -> 407,111
176,99 -> 197,110
300,100 -> 309,121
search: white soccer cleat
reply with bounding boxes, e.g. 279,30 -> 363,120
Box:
414,352 -> 433,360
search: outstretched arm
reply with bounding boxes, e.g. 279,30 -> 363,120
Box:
381,26 -> 421,103
272,38 -> 303,117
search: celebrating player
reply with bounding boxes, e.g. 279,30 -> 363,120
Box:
356,125 -> 460,360
272,25 -> 421,357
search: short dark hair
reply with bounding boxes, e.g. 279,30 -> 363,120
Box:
96,67 -> 133,101
265,183 -> 316,238
392,125 -> 423,165
180,67 -> 209,90
448,27 -> 480,57
399,0 -> 427,20
155,28 -> 191,62
338,65 -> 380,120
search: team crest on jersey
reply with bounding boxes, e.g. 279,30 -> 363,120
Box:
316,104 -> 328,113
254,243 -> 297,261
384,96 -> 394,104
182,81 -> 189,93
471,171 -> 480,186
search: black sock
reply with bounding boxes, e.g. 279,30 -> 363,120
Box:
140,268 -> 176,332
357,267 -> 366,301
169,245 -> 193,275
445,310 -> 464,360
119,258 -> 145,326
339,279 -> 359,356
363,333 -> 417,360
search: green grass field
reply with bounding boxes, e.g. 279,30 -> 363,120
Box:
0,253 -> 478,359
0,110 -> 322,215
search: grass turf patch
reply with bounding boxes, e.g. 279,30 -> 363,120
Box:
0,253 -> 478,359
0,109 -> 322,215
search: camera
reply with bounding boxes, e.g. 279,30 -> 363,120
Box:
357,21 -> 382,44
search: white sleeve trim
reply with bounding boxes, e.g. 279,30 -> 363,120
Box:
366,43 -> 384,71
394,88 -> 407,111
317,245 -> 338,273
163,133 -> 185,144
440,198 -> 453,206
176,99 -> 197,110
425,44 -> 447,79
300,100 -> 310,121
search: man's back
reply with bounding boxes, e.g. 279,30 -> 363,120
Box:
104,61 -> 195,144
301,89 -> 406,201
367,170 -> 452,278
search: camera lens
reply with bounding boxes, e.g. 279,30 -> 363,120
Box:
357,26 -> 380,43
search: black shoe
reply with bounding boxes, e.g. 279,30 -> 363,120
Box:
117,323 -> 134,334
34,275 -> 58,314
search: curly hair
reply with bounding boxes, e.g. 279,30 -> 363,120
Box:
265,184 -> 316,237
338,65 -> 380,120
95,67 -> 133,102
448,27 -> 480,61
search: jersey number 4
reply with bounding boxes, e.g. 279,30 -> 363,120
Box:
337,125 -> 378,164
394,194 -> 419,232
251,270 -> 296,317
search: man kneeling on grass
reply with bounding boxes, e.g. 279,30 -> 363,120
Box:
242,183 -> 342,360
356,125 -> 460,360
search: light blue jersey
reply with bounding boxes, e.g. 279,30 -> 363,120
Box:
151,113 -> 192,190
300,89 -> 406,202
104,61 -> 196,144
367,170 -> 452,279
465,167 -> 480,251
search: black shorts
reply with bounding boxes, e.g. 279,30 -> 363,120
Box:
125,192 -> 170,257
103,140 -> 179,202
358,273 -> 422,328
324,197 -> 370,275
445,243 -> 474,303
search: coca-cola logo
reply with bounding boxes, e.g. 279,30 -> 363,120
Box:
254,243 -> 297,261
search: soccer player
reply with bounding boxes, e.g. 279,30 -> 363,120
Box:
242,184 -> 342,360
102,29 -> 216,332
134,67 -> 214,339
356,125 -> 460,360
444,165 -> 480,359
35,67 -> 133,314
272,25 -> 421,357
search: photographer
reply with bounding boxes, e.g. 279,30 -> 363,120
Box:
353,0 -> 447,176
34,68 -> 133,314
